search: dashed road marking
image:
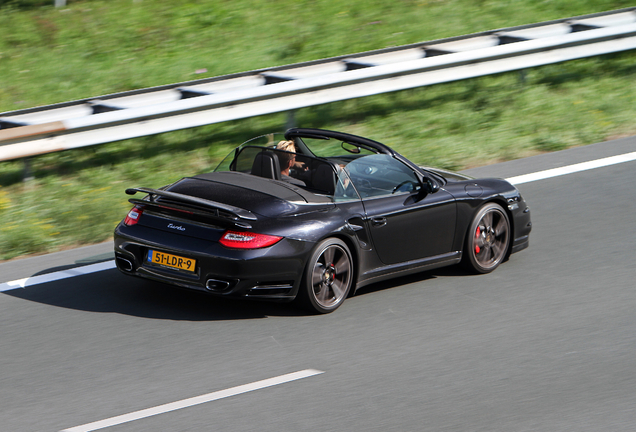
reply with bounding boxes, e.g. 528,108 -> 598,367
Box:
60,369 -> 324,432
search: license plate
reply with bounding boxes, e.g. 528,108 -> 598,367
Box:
147,250 -> 196,272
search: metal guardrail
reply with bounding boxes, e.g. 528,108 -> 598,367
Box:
1,7 -> 636,162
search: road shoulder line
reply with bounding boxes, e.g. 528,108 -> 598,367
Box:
507,151 -> 636,185
0,261 -> 116,292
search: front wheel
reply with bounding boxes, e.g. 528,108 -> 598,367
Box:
297,238 -> 353,314
463,203 -> 510,274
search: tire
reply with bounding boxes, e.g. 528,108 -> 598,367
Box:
463,203 -> 510,274
297,238 -> 353,314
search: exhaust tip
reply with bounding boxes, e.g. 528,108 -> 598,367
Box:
116,256 -> 133,272
206,279 -> 231,292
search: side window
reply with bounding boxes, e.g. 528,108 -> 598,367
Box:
346,154 -> 420,198
333,166 -> 360,201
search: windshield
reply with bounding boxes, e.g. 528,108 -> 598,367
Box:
295,136 -> 377,161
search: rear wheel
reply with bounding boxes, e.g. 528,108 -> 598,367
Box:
463,203 -> 510,274
297,238 -> 353,314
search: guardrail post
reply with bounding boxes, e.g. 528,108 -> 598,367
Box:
54,0 -> 67,6
518,69 -> 527,85
286,110 -> 296,130
23,158 -> 34,182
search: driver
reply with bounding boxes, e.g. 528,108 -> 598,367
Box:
276,140 -> 306,186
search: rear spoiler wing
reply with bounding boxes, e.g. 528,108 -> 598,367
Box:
125,187 -> 257,221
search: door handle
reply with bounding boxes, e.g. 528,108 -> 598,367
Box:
371,217 -> 387,227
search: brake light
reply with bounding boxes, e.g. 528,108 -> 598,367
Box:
155,204 -> 193,214
219,230 -> 282,249
124,205 -> 144,226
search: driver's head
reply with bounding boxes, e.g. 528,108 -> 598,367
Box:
276,140 -> 296,169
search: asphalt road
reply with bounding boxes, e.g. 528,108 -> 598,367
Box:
1,136 -> 635,431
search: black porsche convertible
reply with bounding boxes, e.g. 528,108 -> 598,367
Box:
114,128 -> 531,313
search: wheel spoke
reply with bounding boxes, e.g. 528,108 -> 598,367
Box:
312,263 -> 324,286
479,244 -> 491,263
331,280 -> 345,300
482,212 -> 493,230
319,285 -> 331,302
491,242 -> 502,260
494,216 -> 507,237
322,247 -> 335,266
334,254 -> 350,274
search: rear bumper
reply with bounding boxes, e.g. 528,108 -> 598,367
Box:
114,223 -> 314,301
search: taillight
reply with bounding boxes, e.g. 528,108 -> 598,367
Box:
124,205 -> 144,226
219,230 -> 282,249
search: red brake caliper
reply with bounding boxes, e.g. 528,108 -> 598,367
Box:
475,226 -> 481,254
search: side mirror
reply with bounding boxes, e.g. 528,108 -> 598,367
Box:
415,171 -> 440,194
427,178 -> 440,193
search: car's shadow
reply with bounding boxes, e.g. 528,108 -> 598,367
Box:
4,269 -> 304,321
3,261 -> 474,321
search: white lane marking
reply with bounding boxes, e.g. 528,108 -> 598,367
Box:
506,151 -> 636,185
1,149 -> 636,291
0,260 -> 116,292
61,369 -> 324,432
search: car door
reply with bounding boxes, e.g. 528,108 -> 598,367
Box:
345,154 -> 456,265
